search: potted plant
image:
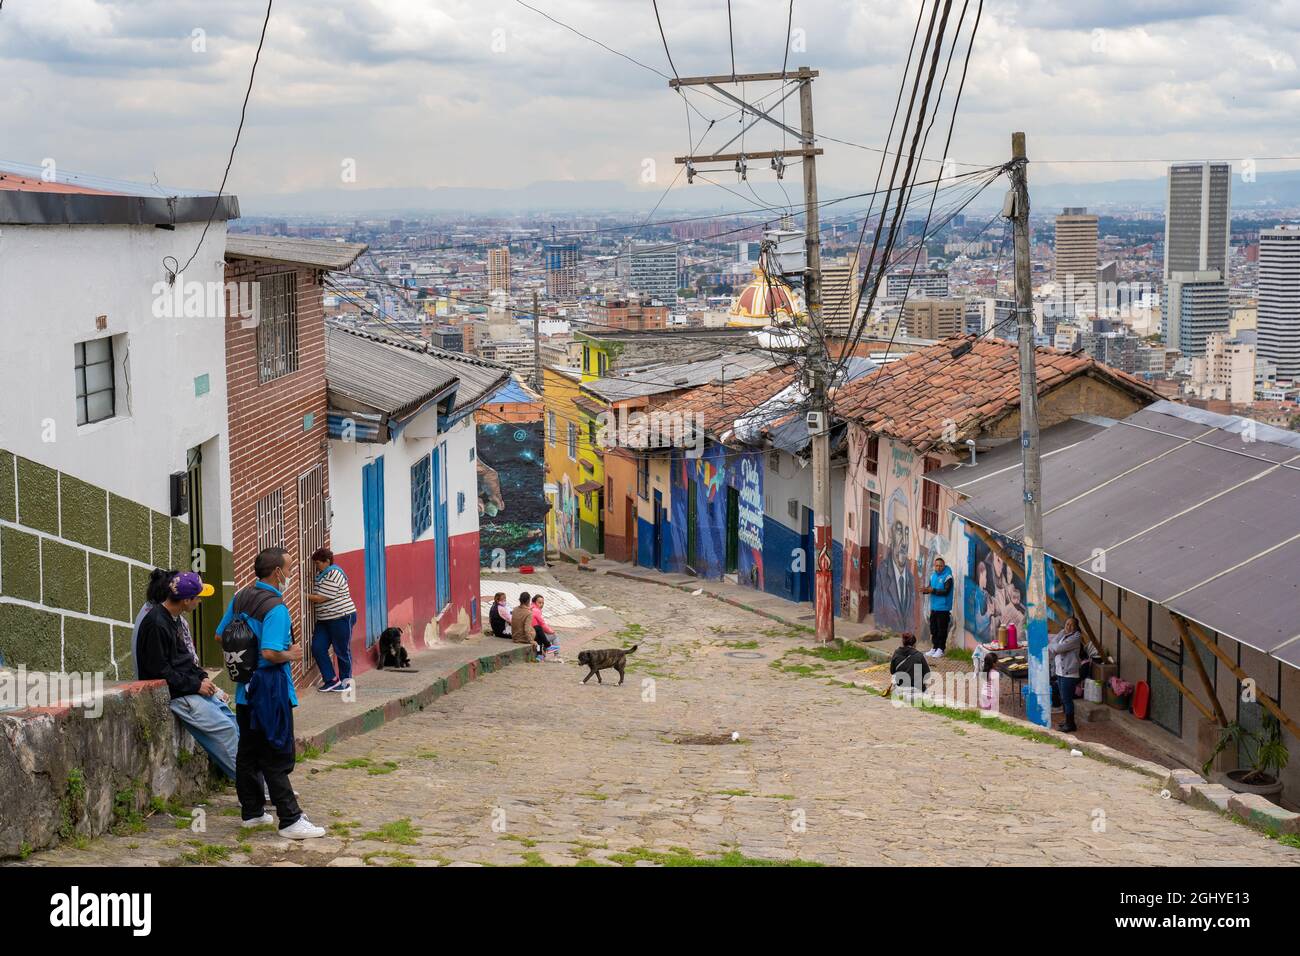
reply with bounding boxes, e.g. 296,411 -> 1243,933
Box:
1202,715 -> 1290,800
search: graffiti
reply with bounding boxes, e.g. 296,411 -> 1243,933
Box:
873,486 -> 917,632
556,474 -> 579,551
737,457 -> 763,550
477,422 -> 546,567
698,457 -> 724,503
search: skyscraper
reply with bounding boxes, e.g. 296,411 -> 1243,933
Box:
544,238 -> 580,298
820,254 -> 861,336
1165,272 -> 1230,357
903,299 -> 963,340
1257,225 -> 1300,379
1054,207 -> 1099,316
624,242 -> 679,305
487,246 -> 510,296
1164,162 -> 1232,279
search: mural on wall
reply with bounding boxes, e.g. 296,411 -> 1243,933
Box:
555,474 -> 579,551
873,486 -> 917,632
735,451 -> 764,590
477,421 -> 546,567
962,528 -> 1072,644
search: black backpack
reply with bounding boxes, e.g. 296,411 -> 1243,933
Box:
221,587 -> 285,683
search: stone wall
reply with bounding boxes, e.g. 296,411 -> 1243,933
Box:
0,679 -> 211,858
0,448 -> 210,678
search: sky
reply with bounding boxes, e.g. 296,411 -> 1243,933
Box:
2,0 -> 1299,207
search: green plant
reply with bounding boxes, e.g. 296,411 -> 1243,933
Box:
1202,715 -> 1290,784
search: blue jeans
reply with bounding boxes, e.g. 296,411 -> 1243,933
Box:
313,613 -> 355,685
170,693 -> 239,780
1058,676 -> 1079,725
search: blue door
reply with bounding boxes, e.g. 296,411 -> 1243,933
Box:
432,443 -> 451,612
362,456 -> 388,647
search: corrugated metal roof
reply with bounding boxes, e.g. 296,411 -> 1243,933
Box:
226,234 -> 368,270
930,416 -> 1113,493
325,325 -> 458,422
950,401 -> 1300,667
583,352 -> 779,402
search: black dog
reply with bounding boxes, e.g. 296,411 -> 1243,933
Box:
578,645 -> 637,685
376,627 -> 416,671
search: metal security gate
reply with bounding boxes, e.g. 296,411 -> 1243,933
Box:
1149,642 -> 1183,737
297,464 -> 326,680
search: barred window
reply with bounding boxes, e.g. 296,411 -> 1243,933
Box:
547,411 -> 557,446
255,489 -> 285,551
865,435 -> 880,475
921,456 -> 941,533
256,272 -> 299,383
567,422 -> 577,460
411,454 -> 432,539
637,457 -> 649,500
75,337 -> 116,425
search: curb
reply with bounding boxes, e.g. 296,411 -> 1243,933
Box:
296,645 -> 533,755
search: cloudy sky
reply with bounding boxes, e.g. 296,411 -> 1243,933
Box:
2,0 -> 1298,206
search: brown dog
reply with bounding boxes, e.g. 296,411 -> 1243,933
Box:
577,645 -> 637,685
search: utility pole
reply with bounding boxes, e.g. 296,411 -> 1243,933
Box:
1010,131 -> 1050,726
531,288 -> 542,393
672,66 -> 834,642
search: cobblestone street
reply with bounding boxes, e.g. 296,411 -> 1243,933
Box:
21,567 -> 1300,868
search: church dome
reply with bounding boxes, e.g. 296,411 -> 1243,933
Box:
728,265 -> 804,328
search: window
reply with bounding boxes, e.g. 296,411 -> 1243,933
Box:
75,337 -> 116,425
588,419 -> 597,450
921,456 -> 941,533
585,491 -> 593,509
582,346 -> 591,373
411,454 -> 432,539
255,489 -> 285,551
607,477 -> 613,510
597,352 -> 607,376
637,457 -> 649,499
468,447 -> 475,461
457,490 -> 466,514
547,411 -> 557,446
256,272 -> 299,383
567,422 -> 577,460
865,435 -> 880,475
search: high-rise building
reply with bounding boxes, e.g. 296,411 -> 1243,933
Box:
487,246 -> 510,296
1189,332 -> 1256,403
1054,207 -> 1099,317
885,270 -> 949,299
544,239 -> 580,298
1256,225 -> 1300,379
624,242 -> 679,304
1165,271 -> 1230,357
821,254 -> 861,336
1164,162 -> 1232,279
903,299 -> 963,340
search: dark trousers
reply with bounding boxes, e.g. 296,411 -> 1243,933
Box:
534,626 -> 552,652
236,705 -> 302,827
312,613 -> 355,685
1058,676 -> 1079,725
929,610 -> 951,651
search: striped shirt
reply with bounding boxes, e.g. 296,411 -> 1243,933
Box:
314,566 -> 356,620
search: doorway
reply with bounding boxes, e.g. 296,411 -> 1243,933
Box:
652,489 -> 664,571
725,485 -> 740,575
685,481 -> 698,575
361,456 -> 388,648
624,495 -> 636,564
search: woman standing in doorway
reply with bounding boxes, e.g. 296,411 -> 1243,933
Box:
308,549 -> 357,692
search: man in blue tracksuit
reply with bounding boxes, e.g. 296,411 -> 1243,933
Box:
215,546 -> 323,840
921,556 -> 954,658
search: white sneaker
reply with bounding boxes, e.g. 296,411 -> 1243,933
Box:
241,813 -> 274,828
279,817 -> 326,839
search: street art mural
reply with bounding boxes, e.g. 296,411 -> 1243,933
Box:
962,528 -> 1072,644
555,474 -> 579,551
873,486 -> 916,632
735,451 -> 764,590
477,421 -> 546,567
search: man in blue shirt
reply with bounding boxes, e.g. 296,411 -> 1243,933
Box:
921,556 -> 955,658
216,547 -> 323,839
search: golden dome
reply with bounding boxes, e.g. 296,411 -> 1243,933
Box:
728,265 -> 804,328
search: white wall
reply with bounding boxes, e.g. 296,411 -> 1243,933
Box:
328,410 -> 481,555
0,221 -> 233,546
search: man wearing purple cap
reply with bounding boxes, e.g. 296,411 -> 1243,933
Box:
135,570 -> 240,780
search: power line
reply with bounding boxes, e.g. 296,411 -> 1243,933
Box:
163,0 -> 272,283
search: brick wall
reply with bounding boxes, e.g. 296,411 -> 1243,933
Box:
223,261 -> 330,669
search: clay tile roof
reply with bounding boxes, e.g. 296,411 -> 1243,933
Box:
654,364 -> 798,436
832,334 -> 1160,451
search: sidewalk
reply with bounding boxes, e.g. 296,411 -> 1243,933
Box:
293,568 -> 619,754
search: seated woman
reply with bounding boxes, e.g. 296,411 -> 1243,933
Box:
889,632 -> 931,694
488,592 -> 511,638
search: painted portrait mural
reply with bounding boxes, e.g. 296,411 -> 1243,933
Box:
477,421 -> 546,567
555,474 -> 579,551
873,486 -> 917,632
962,528 -> 1072,643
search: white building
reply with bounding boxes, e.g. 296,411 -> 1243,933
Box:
1188,332 -> 1256,404
1257,225 -> 1300,379
623,242 -> 678,305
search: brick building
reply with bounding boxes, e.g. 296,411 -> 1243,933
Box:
223,235 -> 367,678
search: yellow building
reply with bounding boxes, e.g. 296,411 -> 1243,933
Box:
543,365 -> 606,554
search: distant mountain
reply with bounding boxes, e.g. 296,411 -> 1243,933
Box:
238,169 -> 1300,219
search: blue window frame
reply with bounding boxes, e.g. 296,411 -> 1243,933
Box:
411,454 -> 432,539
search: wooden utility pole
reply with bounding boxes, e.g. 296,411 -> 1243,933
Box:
1009,131 -> 1050,726
531,288 -> 542,392
673,66 -> 834,642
